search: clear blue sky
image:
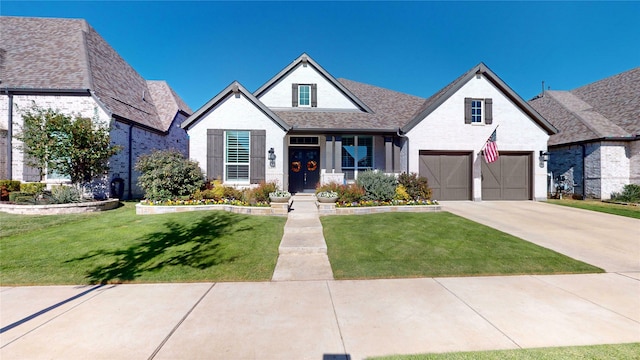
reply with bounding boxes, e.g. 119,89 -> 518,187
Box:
3,1 -> 639,111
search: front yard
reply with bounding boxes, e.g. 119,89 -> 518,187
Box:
1,203 -> 602,285
547,198 -> 640,219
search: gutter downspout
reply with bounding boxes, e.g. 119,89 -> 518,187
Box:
6,91 -> 13,179
128,124 -> 133,200
581,144 -> 586,198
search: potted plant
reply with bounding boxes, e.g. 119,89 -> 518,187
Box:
269,190 -> 291,203
316,190 -> 338,203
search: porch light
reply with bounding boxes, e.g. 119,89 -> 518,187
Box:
539,151 -> 549,168
268,147 -> 276,168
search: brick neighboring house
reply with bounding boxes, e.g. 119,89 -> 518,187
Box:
182,53 -> 557,201
529,67 -> 640,199
0,16 -> 192,199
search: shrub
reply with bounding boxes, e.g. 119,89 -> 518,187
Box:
357,170 -> 397,201
9,191 -> 35,204
316,182 -> 342,194
395,184 -> 411,201
337,183 -> 365,203
0,180 -> 21,201
397,172 -> 432,200
51,185 -> 82,204
135,150 -> 204,201
20,182 -> 46,195
611,184 -> 640,203
253,182 -> 278,203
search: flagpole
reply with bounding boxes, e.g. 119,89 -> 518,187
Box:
479,124 -> 500,154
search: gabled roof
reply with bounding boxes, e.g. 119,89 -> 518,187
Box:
529,66 -> 640,146
0,16 -> 190,133
401,62 -> 558,135
253,53 -> 374,113
274,78 -> 426,132
181,81 -> 291,132
146,80 -> 193,129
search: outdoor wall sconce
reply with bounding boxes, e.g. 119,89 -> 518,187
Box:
539,151 -> 549,168
268,147 -> 276,168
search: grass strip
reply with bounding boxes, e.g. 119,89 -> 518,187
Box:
547,199 -> 640,219
369,342 -> 640,359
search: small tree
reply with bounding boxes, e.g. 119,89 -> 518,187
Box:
135,149 -> 204,201
15,105 -> 120,188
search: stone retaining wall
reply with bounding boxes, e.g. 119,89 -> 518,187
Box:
318,203 -> 442,215
136,202 -> 290,216
0,199 -> 120,215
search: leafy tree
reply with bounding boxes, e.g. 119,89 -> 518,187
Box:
135,149 -> 204,201
15,105 -> 121,188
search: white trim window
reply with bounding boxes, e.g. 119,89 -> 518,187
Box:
341,135 -> 373,180
471,99 -> 483,124
298,85 -> 311,107
224,130 -> 250,183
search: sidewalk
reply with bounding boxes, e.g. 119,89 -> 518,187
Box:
1,274 -> 639,359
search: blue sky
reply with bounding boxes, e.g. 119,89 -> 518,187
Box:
3,1 -> 639,111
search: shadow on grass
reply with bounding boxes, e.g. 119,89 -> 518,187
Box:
69,212 -> 249,284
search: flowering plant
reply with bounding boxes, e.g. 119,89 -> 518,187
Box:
316,191 -> 338,198
269,190 -> 291,198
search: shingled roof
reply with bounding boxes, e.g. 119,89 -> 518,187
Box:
529,67 -> 640,146
273,78 -> 426,132
0,16 -> 191,132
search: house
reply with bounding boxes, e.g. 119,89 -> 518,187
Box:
528,67 -> 640,199
181,53 -> 557,201
0,16 -> 192,199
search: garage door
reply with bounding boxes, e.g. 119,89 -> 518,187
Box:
482,153 -> 531,200
419,151 -> 472,200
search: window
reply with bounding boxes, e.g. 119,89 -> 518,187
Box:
471,99 -> 483,123
298,85 -> 311,107
465,97 -> 492,125
342,135 -> 373,180
225,130 -> 250,182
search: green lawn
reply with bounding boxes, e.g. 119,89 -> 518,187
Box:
0,202 -> 286,285
321,212 -> 603,279
547,199 -> 640,219
370,343 -> 640,360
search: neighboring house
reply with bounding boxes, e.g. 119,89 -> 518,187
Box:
182,53 -> 557,201
0,16 -> 192,199
529,67 -> 640,199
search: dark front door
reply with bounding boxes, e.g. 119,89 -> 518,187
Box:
289,148 -> 320,193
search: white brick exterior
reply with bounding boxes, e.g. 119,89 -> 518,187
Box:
551,140 -> 638,199
258,63 -> 359,110
186,93 -> 287,187
0,94 -> 188,199
406,74 -> 550,201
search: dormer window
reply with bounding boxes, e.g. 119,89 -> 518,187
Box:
298,85 -> 311,107
292,83 -> 317,107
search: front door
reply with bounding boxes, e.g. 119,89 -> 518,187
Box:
289,148 -> 320,193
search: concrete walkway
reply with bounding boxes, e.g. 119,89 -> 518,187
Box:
272,194 -> 334,281
1,201 -> 639,359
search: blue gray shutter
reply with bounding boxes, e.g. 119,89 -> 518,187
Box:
485,98 -> 493,124
311,84 -> 317,107
464,98 -> 472,124
250,130 -> 266,183
292,83 -> 298,107
207,129 -> 223,181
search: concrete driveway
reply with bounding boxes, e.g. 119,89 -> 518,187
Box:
441,201 -> 640,273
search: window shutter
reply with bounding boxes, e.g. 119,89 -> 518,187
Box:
464,98 -> 472,124
207,129 -> 224,181
485,98 -> 493,124
292,83 -> 298,107
311,84 -> 317,107
250,130 -> 266,183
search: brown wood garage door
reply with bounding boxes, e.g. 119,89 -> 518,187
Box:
419,151 -> 472,200
481,153 -> 531,200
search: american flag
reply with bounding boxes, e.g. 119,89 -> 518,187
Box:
484,130 -> 499,163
